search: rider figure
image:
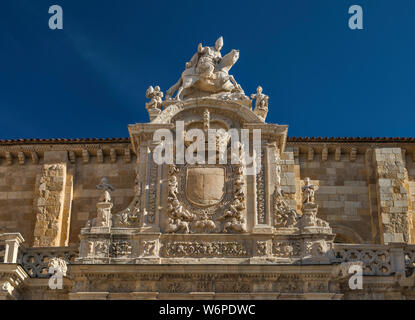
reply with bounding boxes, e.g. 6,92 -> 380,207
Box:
186,36 -> 223,79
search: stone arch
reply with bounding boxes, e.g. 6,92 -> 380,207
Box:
153,98 -> 263,125
332,226 -> 364,244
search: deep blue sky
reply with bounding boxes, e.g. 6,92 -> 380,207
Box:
0,0 -> 414,139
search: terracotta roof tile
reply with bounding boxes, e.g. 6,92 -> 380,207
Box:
0,136 -> 414,145
0,137 -> 131,145
288,137 -> 415,142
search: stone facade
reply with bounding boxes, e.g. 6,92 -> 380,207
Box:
1,38 -> 415,300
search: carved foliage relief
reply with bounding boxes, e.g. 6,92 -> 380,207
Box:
162,241 -> 248,258
256,149 -> 266,224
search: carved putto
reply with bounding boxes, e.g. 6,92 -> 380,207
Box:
194,210 -> 216,233
145,85 -> 163,120
166,165 -> 195,233
274,194 -> 299,228
274,163 -> 299,229
142,241 -> 156,256
218,145 -> 247,233
111,241 -> 132,257
145,85 -> 163,110
273,241 -> 301,257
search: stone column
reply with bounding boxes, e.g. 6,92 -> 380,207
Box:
1,233 -> 24,263
374,148 -> 411,244
243,123 -> 288,233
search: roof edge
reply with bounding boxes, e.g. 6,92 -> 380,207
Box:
0,136 -> 414,146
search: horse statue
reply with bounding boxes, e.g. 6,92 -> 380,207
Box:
166,48 -> 241,101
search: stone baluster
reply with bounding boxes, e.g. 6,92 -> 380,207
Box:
389,243 -> 406,275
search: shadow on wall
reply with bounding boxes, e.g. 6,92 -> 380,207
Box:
333,226 -> 365,244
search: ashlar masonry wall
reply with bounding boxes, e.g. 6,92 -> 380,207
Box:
69,156 -> 136,243
287,142 -> 415,244
0,139 -> 415,247
0,141 -> 136,247
296,149 -> 371,243
406,152 -> 415,243
0,160 -> 38,243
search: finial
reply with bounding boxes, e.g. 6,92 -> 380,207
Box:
97,177 -> 114,203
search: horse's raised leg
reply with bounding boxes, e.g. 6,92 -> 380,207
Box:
177,76 -> 198,100
166,78 -> 182,100
228,75 -> 239,89
175,86 -> 184,100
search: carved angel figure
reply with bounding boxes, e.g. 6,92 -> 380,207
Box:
223,217 -> 246,233
143,241 -> 156,256
168,176 -> 179,200
221,198 -> 245,220
274,197 -> 299,228
194,211 -> 216,233
145,85 -> 163,111
166,197 -> 195,234
166,217 -> 190,234
219,163 -> 247,233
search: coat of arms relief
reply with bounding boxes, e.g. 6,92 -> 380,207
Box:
166,157 -> 247,234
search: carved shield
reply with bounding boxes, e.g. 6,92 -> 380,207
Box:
186,167 -> 225,206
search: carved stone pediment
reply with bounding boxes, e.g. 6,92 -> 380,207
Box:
77,38 -> 332,267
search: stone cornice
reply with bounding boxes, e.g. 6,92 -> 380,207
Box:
0,136 -> 414,163
0,137 -> 130,146
69,263 -> 335,276
1,136 -> 414,147
289,137 -> 415,143
0,141 -> 136,165
0,264 -> 29,293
